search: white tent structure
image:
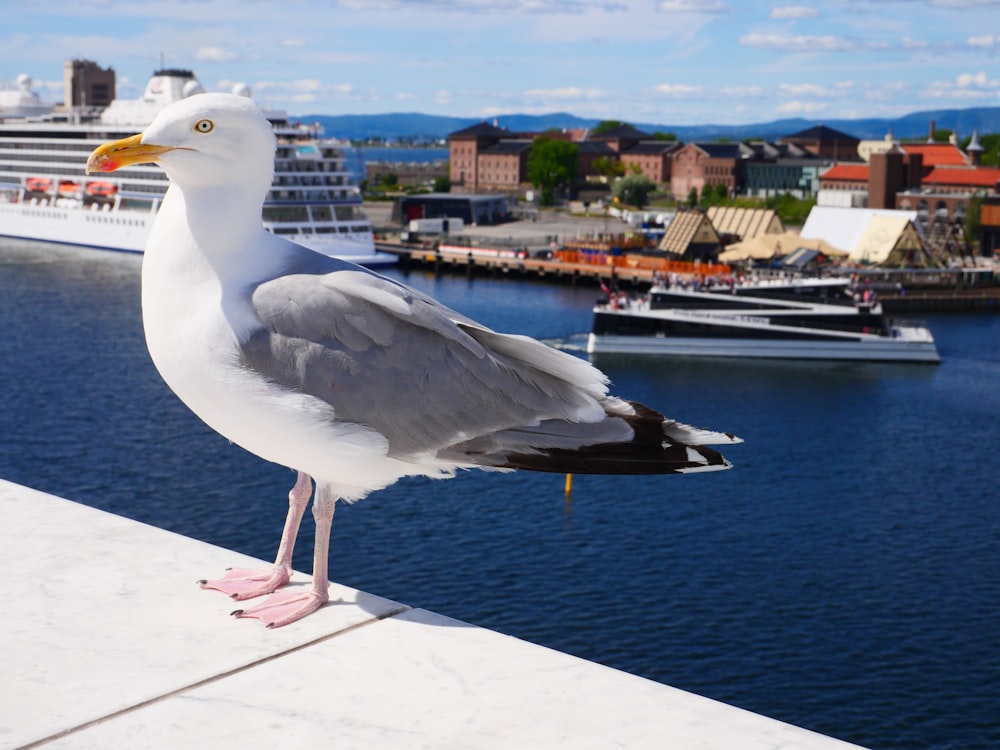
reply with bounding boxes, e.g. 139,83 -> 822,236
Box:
718,230 -> 846,263
799,206 -> 934,266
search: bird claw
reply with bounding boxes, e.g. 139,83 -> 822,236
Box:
230,588 -> 329,628
198,566 -> 291,600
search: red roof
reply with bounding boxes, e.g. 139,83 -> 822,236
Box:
821,164 -> 869,181
901,143 -> 969,167
922,167 -> 1000,188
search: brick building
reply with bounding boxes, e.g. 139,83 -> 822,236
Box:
448,121 -> 510,191
620,140 -> 683,184
778,125 -> 860,161
670,142 -> 749,201
980,195 -> 1000,256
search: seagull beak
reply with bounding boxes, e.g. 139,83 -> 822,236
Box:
86,133 -> 177,174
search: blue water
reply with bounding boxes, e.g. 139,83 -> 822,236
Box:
1,239 -> 998,749
358,146 -> 449,164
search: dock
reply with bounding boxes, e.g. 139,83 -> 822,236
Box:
379,241 -> 1000,311
378,241 -> 730,288
2,477 -> 867,750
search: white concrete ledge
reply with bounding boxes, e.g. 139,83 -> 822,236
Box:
1,478 -> 866,749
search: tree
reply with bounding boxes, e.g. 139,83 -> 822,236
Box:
969,132 -> 1000,166
652,131 -> 677,141
764,192 -> 816,226
592,156 -> 625,179
687,187 -> 698,207
700,182 -> 715,205
591,120 -> 628,136
966,191 -> 985,243
527,137 -> 579,205
432,175 -> 451,193
612,173 -> 655,209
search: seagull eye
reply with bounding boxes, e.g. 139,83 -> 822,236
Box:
194,119 -> 214,134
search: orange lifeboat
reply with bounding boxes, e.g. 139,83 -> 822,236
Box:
85,181 -> 118,198
58,180 -> 81,195
25,177 -> 52,192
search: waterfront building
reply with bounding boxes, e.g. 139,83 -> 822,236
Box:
620,140 -> 683,184
393,192 -> 508,226
656,208 -> 722,261
669,142 -> 750,201
742,141 -> 830,199
817,131 -> 1000,257
778,124 -> 860,162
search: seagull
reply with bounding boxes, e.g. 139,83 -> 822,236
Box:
87,93 -> 741,628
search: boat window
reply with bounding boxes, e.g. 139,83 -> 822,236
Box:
310,205 -> 333,222
263,205 -> 309,222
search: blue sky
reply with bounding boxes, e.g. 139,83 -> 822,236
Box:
3,0 -> 999,126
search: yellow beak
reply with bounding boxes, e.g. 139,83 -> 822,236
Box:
86,133 -> 177,174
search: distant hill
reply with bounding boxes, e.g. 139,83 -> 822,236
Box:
298,106 -> 1000,143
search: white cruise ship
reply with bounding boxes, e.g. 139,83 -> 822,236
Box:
0,62 -> 395,266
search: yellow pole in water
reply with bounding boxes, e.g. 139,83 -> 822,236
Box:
564,473 -> 573,496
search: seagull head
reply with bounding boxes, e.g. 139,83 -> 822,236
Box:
87,93 -> 276,195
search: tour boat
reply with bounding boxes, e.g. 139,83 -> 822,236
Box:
587,284 -> 940,362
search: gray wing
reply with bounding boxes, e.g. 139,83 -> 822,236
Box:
240,269 -> 626,460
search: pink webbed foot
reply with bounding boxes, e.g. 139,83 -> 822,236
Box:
230,587 -> 330,629
198,566 -> 291,601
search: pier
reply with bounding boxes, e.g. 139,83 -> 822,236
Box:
378,241 -> 731,289
2,477 -> 867,749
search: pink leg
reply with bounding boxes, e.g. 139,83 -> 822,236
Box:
199,471 -> 312,600
232,482 -> 337,628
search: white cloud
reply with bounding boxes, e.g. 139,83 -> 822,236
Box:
923,71 -> 1000,101
778,81 -> 854,98
956,70 -> 1000,89
294,79 -> 325,92
653,83 -> 703,96
740,32 -> 855,52
195,46 -> 237,63
769,5 -> 819,19
776,100 -> 827,114
967,34 -> 998,48
524,86 -> 606,100
657,0 -> 728,12
280,38 -> 306,48
720,85 -> 763,97
778,83 -> 829,97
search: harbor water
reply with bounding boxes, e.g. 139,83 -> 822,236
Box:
1,239 -> 998,750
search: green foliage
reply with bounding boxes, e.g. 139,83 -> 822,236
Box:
527,137 -> 579,197
966,192 -> 985,242
372,171 -> 398,188
687,187 -> 698,207
591,120 -> 628,136
695,182 -> 730,207
432,176 -> 451,193
932,129 -> 953,143
652,131 -> 677,141
612,173 -> 656,209
764,192 -> 816,225
592,156 -> 625,178
973,133 -> 1000,167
